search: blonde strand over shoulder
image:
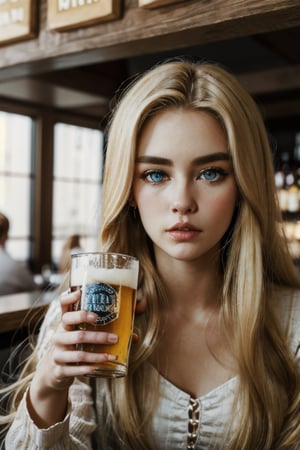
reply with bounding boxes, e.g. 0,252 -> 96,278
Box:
99,59 -> 300,448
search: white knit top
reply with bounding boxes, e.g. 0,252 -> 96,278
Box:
5,289 -> 300,450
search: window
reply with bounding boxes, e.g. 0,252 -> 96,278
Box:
52,123 -> 103,267
0,111 -> 34,262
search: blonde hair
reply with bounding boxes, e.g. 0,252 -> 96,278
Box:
1,60 -> 300,449
59,234 -> 81,273
100,60 -> 300,449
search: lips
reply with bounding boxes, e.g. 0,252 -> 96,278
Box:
166,222 -> 200,241
167,222 -> 198,232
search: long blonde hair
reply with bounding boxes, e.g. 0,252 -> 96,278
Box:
1,60 -> 299,449
100,60 -> 300,449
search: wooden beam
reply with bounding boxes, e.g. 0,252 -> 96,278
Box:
254,28 -> 300,64
0,78 -> 109,108
35,67 -> 123,98
259,98 -> 300,120
1,63 -> 299,119
0,0 -> 299,80
238,65 -> 300,96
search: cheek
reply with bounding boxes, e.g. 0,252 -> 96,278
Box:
138,195 -> 161,220
136,202 -> 158,240
207,186 -> 237,223
134,185 -> 165,212
134,187 -> 168,239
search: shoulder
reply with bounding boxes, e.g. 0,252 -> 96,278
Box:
272,288 -> 300,355
0,247 -> 14,268
0,249 -> 30,275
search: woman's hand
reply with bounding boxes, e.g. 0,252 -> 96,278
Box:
27,290 -> 118,428
39,290 -> 118,389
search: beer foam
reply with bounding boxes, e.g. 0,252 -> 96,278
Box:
71,265 -> 138,289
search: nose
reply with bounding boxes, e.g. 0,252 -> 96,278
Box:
171,182 -> 198,215
171,201 -> 197,214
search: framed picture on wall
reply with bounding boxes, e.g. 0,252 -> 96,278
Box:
0,0 -> 37,46
47,0 -> 122,31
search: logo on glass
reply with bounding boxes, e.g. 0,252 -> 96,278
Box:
84,282 -> 118,325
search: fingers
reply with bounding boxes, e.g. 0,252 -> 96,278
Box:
50,335 -> 118,381
34,291 -> 121,391
36,346 -> 115,392
44,329 -> 118,385
58,290 -> 118,348
60,290 -> 104,335
52,291 -> 119,375
44,326 -> 118,383
60,289 -> 81,318
54,326 -> 118,347
52,348 -> 116,366
62,309 -> 98,329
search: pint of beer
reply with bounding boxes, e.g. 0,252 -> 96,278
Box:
70,252 -> 139,378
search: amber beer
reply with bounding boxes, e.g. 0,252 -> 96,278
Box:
70,253 -> 139,378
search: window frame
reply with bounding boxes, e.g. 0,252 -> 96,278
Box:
0,98 -> 103,273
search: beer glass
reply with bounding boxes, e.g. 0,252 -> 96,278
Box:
70,252 -> 139,378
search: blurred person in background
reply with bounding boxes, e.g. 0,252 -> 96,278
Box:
0,212 -> 36,295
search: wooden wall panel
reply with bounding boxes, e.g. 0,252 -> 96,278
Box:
0,0 -> 299,80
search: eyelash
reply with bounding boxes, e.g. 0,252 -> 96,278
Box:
141,167 -> 228,185
197,167 -> 228,183
142,170 -> 167,184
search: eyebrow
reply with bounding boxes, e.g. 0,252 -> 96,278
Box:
135,152 -> 231,166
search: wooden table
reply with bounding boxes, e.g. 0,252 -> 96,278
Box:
0,290 -> 56,335
0,289 -> 61,386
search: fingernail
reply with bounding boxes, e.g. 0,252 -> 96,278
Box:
108,334 -> 118,343
108,354 -> 118,361
87,312 -> 98,322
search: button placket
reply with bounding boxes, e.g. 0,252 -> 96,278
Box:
187,397 -> 200,449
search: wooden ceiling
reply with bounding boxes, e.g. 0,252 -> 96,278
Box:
0,1 -> 299,125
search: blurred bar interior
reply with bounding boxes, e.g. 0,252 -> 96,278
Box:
0,0 -> 299,329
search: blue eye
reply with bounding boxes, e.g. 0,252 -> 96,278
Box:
144,170 -> 166,184
203,169 -> 218,181
198,168 -> 227,182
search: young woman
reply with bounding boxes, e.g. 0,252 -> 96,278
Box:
1,59 -> 300,449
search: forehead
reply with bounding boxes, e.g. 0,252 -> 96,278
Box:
137,108 -> 228,159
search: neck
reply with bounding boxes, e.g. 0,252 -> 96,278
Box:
156,256 -> 223,312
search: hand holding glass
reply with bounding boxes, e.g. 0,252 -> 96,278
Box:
70,252 -> 139,378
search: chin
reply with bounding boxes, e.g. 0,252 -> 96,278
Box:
168,244 -> 221,262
